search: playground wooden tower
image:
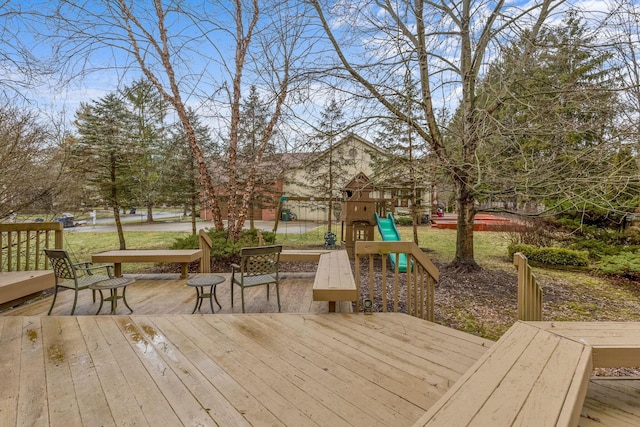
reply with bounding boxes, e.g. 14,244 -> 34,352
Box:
341,173 -> 377,257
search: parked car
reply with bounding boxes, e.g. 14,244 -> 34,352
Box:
55,213 -> 76,228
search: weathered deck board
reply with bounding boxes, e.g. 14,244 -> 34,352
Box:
0,316 -> 22,426
0,313 -> 490,426
17,317 -> 48,426
5,278 -> 640,425
223,314 -> 412,425
415,322 -> 593,426
534,322 -> 640,368
581,379 -> 640,426
312,251 -> 358,312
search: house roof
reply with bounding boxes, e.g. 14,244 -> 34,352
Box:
292,133 -> 389,170
343,171 -> 376,191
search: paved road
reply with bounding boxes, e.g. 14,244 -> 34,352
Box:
66,218 -> 318,234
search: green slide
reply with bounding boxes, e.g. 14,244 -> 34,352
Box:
374,212 -> 408,272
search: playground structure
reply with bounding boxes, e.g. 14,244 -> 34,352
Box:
340,173 -> 377,257
274,172 -> 416,259
374,212 -> 408,272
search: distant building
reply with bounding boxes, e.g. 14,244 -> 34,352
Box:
201,133 -> 432,222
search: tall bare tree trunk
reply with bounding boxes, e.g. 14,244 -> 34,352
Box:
453,179 -> 477,268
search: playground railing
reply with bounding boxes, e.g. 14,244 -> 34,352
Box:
354,241 -> 439,321
513,252 -> 543,321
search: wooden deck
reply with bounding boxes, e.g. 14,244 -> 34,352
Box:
415,321 -> 640,426
582,378 -> 640,425
3,276 -> 640,425
0,312 -> 491,426
1,274 -> 352,316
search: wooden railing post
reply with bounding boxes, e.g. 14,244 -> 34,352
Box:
1,222 -> 63,272
198,230 -> 212,273
355,241 -> 438,321
513,252 -> 543,321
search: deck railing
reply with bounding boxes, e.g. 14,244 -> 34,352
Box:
198,230 -> 212,273
354,241 -> 439,321
513,252 -> 543,321
0,222 -> 63,272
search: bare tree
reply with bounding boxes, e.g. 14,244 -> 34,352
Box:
311,0 -> 578,269
0,104 -> 60,219
0,2 -> 51,100
49,0 -> 311,240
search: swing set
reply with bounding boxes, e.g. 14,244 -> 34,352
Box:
272,196 -> 338,242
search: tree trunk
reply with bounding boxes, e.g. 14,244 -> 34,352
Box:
412,210 -> 419,245
110,152 -> 126,250
146,205 -> 153,222
190,177 -> 197,236
249,199 -> 255,229
452,179 -> 478,269
113,206 -> 126,250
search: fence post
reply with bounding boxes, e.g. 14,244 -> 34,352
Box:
198,230 -> 212,273
513,252 -> 543,321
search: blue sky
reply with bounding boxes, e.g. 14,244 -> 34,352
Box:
3,0 -> 639,139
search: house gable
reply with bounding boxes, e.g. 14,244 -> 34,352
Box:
284,134 -> 387,198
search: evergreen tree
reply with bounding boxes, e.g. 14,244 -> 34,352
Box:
374,74 -> 430,243
457,13 -> 634,222
73,93 -> 134,249
163,109 -> 216,235
237,86 -> 277,228
304,99 -> 348,232
122,79 -> 170,222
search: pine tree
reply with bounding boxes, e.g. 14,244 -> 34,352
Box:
237,86 -> 276,228
163,109 -> 216,235
470,13 -> 632,221
304,99 -> 348,232
374,74 -> 430,243
73,93 -> 134,249
122,79 -> 170,223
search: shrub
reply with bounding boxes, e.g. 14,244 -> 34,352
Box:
623,227 -> 640,245
596,252 -> 640,280
395,216 -> 413,226
507,243 -> 538,259
507,244 -> 589,267
569,239 -> 620,260
171,228 -> 275,258
534,247 -> 589,267
505,218 -> 557,247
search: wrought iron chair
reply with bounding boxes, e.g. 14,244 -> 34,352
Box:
44,249 -> 114,315
231,245 -> 282,313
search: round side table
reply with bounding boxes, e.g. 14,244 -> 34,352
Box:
89,277 -> 136,315
186,274 -> 225,314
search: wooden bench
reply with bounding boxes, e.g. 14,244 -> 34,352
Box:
0,271 -> 55,306
0,222 -> 61,308
274,249 -> 358,312
91,249 -> 202,279
312,250 -> 358,313
415,321 -> 593,426
280,249 -> 331,263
